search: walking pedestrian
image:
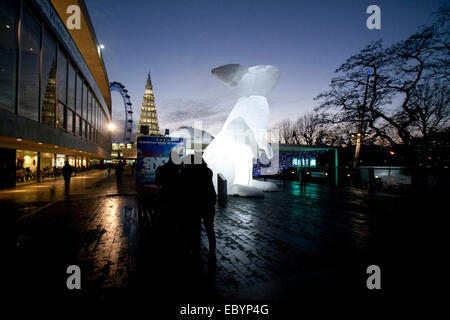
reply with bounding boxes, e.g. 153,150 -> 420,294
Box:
62,160 -> 74,192
115,160 -> 125,185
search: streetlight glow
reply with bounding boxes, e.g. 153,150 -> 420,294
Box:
107,122 -> 116,131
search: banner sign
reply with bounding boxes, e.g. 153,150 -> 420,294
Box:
136,136 -> 185,184
122,148 -> 137,159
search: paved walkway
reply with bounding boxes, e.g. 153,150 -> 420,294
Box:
0,170 -> 141,224
2,178 -> 441,312
0,169 -> 117,203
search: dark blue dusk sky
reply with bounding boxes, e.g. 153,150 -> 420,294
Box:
85,0 -> 446,139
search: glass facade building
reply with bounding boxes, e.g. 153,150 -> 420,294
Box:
0,0 -> 112,187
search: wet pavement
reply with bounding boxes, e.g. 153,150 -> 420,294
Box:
0,169 -> 135,223
2,175 -> 443,313
0,169 -> 118,203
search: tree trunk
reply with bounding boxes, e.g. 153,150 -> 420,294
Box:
353,135 -> 361,168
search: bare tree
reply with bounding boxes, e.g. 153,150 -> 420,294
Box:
294,112 -> 327,146
315,6 -> 449,166
409,81 -> 450,141
275,119 -> 296,144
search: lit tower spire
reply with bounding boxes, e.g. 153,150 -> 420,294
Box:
138,72 -> 160,135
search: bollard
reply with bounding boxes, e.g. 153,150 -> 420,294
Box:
217,173 -> 227,207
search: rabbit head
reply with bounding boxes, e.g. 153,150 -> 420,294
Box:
211,64 -> 280,97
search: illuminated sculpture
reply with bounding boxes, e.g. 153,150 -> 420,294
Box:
203,64 -> 280,197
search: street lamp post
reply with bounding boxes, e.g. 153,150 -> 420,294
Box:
353,70 -> 374,168
353,132 -> 363,169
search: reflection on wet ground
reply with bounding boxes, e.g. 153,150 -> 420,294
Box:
3,177 -> 440,307
0,170 -> 117,202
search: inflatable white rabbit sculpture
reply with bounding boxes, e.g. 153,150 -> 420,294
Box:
203,64 -> 279,197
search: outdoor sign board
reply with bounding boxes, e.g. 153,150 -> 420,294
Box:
122,147 -> 137,159
136,136 -> 185,184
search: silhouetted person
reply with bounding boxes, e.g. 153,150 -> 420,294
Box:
131,161 -> 136,175
0,163 -> 10,189
115,160 -> 125,185
155,153 -> 184,255
62,160 -> 73,192
182,153 -> 217,261
156,155 -> 183,199
300,167 -> 307,186
199,159 -> 217,259
16,166 -> 25,182
25,167 -> 32,181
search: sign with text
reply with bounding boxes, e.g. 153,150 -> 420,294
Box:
122,147 -> 137,159
136,136 -> 185,185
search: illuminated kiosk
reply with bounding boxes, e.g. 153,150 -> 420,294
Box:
203,64 -> 280,197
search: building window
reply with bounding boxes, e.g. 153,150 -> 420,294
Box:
94,102 -> 97,129
18,6 -> 40,122
86,90 -> 90,123
93,102 -> 96,129
76,73 -> 82,117
79,116 -> 83,137
88,91 -> 93,124
0,0 -> 18,113
57,49 -> 67,104
67,62 -> 75,110
75,114 -> 80,135
91,96 -> 94,125
83,82 -> 88,120
40,29 -> 56,127
67,108 -> 73,133
56,102 -> 64,129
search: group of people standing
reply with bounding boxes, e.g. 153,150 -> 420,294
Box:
155,153 -> 217,262
63,154 -> 217,262
114,160 -> 136,185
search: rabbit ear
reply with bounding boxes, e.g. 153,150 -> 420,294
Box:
211,64 -> 248,88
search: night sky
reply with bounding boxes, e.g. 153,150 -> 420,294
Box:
84,0 -> 445,140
